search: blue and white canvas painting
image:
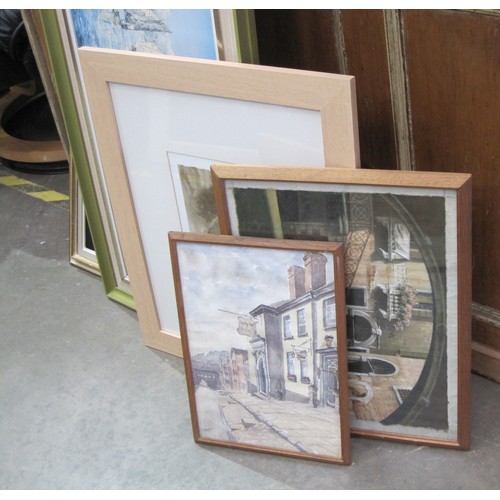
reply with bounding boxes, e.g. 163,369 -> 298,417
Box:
70,9 -> 218,60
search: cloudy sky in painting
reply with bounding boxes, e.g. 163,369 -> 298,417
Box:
176,242 -> 334,355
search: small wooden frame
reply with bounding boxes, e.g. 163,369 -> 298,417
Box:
211,164 -> 472,449
78,47 -> 359,356
169,231 -> 351,465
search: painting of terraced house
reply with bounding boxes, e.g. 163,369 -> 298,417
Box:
169,233 -> 351,464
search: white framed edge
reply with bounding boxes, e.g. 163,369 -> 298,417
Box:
69,166 -> 100,276
78,47 -> 360,357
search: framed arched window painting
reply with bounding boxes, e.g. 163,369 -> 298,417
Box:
212,164 -> 471,449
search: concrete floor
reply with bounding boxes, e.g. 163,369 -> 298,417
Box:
1,158 -> 499,490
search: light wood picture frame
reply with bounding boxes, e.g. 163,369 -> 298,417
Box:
78,47 -> 360,356
38,9 -> 259,310
169,231 -> 351,465
211,164 -> 472,449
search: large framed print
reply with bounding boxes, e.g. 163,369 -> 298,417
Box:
169,232 -> 351,465
78,47 -> 360,356
37,9 -> 259,310
212,164 -> 472,449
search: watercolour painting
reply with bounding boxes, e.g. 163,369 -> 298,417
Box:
212,164 -> 472,448
169,232 -> 350,465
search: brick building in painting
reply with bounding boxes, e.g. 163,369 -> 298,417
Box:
220,348 -> 249,393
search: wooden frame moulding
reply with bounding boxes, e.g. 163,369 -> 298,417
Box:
78,46 -> 360,356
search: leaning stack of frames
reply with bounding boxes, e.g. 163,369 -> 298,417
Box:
77,46 -> 471,463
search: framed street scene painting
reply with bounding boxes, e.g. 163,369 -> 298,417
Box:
78,46 -> 360,356
212,164 -> 472,449
169,232 -> 351,465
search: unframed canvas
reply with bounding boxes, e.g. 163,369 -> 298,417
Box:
169,232 -> 351,465
211,164 -> 472,449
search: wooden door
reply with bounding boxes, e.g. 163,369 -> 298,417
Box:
255,9 -> 500,382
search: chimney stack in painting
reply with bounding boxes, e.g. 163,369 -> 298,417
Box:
288,252 -> 327,299
288,265 -> 306,300
304,252 -> 327,292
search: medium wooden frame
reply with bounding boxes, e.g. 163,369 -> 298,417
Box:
78,47 -> 360,356
212,164 -> 472,449
169,231 -> 351,465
